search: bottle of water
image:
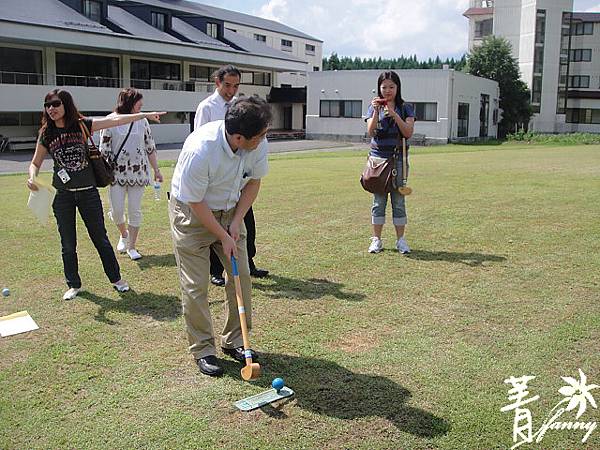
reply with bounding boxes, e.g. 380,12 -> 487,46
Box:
153,181 -> 161,201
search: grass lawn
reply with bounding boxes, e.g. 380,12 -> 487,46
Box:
0,143 -> 599,449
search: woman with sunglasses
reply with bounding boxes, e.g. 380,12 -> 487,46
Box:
26,88 -> 165,300
99,88 -> 163,261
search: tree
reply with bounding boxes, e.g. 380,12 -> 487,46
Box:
467,36 -> 532,137
328,52 -> 340,70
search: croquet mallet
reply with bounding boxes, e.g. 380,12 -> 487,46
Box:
231,255 -> 261,381
398,137 -> 412,196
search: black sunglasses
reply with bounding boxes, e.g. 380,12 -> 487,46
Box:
44,100 -> 63,109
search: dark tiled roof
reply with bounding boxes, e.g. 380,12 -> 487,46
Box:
115,0 -> 322,41
224,29 -> 305,62
108,5 -> 181,42
0,0 -> 114,34
171,17 -> 230,47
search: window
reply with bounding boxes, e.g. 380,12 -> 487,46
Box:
457,103 -> 469,138
241,72 -> 253,84
151,12 -> 166,31
189,65 -> 217,81
413,102 -> 437,121
281,39 -> 292,51
475,19 -> 493,38
82,0 -> 102,22
0,47 -> 43,85
313,66 -> 320,71
305,44 -> 315,54
570,49 -> 592,62
566,108 -> 600,124
56,52 -> 119,87
206,22 -> 218,38
253,72 -> 271,86
479,94 -> 489,137
240,72 -> 271,86
535,10 -> 546,44
320,100 -> 362,118
533,47 -> 544,74
569,75 -> 590,88
571,22 -> 594,35
131,59 -> 180,89
531,76 -> 542,111
0,112 -> 41,126
254,34 -> 266,42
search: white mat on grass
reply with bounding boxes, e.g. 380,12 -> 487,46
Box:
0,311 -> 39,337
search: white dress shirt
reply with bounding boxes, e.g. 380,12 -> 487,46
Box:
194,89 -> 236,130
171,121 -> 268,211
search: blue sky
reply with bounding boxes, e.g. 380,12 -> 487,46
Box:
191,0 -> 600,59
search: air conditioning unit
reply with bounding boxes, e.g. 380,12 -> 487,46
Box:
195,82 -> 212,93
163,82 -> 179,91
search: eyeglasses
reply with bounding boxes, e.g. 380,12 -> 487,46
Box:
44,100 -> 63,109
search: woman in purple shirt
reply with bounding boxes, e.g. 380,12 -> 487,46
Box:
365,71 -> 415,254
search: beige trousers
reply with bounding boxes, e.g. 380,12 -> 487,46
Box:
168,196 -> 252,359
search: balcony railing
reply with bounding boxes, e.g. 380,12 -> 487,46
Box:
56,75 -> 121,88
0,71 -> 43,85
0,72 -> 214,92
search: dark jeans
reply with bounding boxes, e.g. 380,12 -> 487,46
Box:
53,188 -> 121,288
210,206 -> 257,277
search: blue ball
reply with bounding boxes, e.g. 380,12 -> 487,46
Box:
1,288 -> 9,297
271,377 -> 284,391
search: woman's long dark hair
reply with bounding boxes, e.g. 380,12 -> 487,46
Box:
377,71 -> 404,109
115,88 -> 143,114
40,89 -> 82,138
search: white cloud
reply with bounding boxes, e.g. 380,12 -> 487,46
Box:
256,0 -> 288,21
251,0 -> 471,59
584,3 -> 600,11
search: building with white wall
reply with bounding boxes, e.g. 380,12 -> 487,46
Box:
464,0 -> 600,133
306,69 -> 499,144
0,0 -> 322,148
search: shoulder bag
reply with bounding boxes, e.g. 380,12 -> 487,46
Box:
79,120 -> 133,188
360,105 -> 407,194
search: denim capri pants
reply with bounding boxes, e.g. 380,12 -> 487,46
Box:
371,156 -> 409,226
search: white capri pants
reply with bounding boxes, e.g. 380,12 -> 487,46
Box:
108,184 -> 145,227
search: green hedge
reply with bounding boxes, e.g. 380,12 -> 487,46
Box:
507,131 -> 600,145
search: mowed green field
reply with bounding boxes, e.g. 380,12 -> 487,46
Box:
0,143 -> 599,449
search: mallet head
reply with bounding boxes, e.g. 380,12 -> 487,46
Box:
241,362 -> 261,381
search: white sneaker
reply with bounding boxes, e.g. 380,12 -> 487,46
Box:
127,248 -> 142,260
396,237 -> 411,254
368,237 -> 383,253
63,287 -> 80,301
116,232 -> 128,253
113,279 -> 130,292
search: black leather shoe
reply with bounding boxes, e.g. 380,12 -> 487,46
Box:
250,267 -> 269,278
196,355 -> 224,377
222,346 -> 259,363
210,275 -> 225,287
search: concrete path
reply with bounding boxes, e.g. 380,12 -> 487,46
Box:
0,139 -> 364,175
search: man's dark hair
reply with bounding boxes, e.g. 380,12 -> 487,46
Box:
225,96 -> 272,139
215,65 -> 241,82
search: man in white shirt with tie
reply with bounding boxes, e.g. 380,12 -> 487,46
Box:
169,96 -> 271,377
194,65 -> 270,288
